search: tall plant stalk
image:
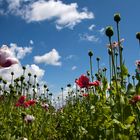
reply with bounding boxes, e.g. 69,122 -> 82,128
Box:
88,50 -> 94,82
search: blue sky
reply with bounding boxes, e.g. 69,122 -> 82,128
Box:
0,0 -> 140,95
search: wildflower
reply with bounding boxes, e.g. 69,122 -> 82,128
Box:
17,96 -> 26,105
89,80 -> 100,87
26,100 -> 36,106
135,60 -> 140,68
41,103 -> 49,111
135,60 -> 140,74
82,93 -> 89,97
129,95 -> 140,104
24,115 -> 35,123
75,75 -> 90,88
0,45 -> 18,68
23,102 -> 30,108
76,75 -> 101,88
15,103 -> 20,107
107,38 -> 124,49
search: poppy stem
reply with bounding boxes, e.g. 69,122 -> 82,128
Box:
89,56 -> 93,82
109,37 -> 118,93
116,22 -> 123,84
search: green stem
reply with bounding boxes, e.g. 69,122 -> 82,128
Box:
89,56 -> 93,82
109,37 -> 118,93
109,54 -> 112,85
116,22 -> 123,85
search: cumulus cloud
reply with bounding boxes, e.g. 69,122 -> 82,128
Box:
72,66 -> 77,70
98,27 -> 105,35
29,40 -> 34,45
0,63 -> 44,83
88,24 -> 95,31
1,0 -> 94,29
66,55 -> 75,60
80,33 -> 99,42
34,49 -> 62,66
10,43 -> 32,59
0,43 -> 44,84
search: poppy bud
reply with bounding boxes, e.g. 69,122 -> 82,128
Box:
88,50 -> 93,57
114,13 -> 121,23
105,26 -> 114,38
136,32 -> 140,40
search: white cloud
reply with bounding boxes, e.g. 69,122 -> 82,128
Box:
80,33 -> 99,42
99,27 -> 105,35
72,66 -> 77,70
0,63 -> 45,98
29,40 -> 34,45
7,0 -> 21,11
34,49 -> 62,66
2,0 -> 94,29
10,43 -> 32,59
66,55 -> 75,60
88,24 -> 95,31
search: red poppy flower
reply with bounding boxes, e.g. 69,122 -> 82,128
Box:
82,93 -> 89,97
15,103 -> 21,107
89,80 -> 100,87
75,75 -> 90,88
129,95 -> 140,104
133,95 -> 140,102
23,102 -> 30,108
17,96 -> 26,105
27,100 -> 36,106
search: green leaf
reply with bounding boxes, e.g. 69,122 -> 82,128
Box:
121,64 -> 128,78
125,116 -> 135,124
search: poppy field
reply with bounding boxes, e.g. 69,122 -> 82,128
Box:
1,13 -> 140,140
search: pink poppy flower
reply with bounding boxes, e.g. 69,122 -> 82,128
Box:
107,38 -> 124,49
41,103 -> 49,111
0,45 -> 18,68
24,115 -> 35,123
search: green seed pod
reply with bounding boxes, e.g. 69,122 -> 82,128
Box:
108,48 -> 112,55
96,57 -> 100,61
88,50 -> 93,57
136,32 -> 140,40
114,13 -> 121,23
105,26 -> 114,37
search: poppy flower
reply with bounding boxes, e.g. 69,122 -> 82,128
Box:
129,95 -> 140,104
15,103 -> 21,107
41,103 -> 49,111
82,93 -> 89,97
24,115 -> 35,123
133,95 -> 140,102
75,75 -> 90,88
24,100 -> 36,108
107,38 -> 124,49
17,96 -> 26,105
135,60 -> 140,73
89,80 -> 100,87
27,100 -> 36,106
23,102 -> 30,108
0,45 -> 18,68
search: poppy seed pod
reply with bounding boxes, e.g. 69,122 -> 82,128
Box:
105,26 -> 114,38
88,50 -> 93,57
136,32 -> 140,40
114,13 -> 121,23
108,49 -> 112,55
96,57 -> 100,61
